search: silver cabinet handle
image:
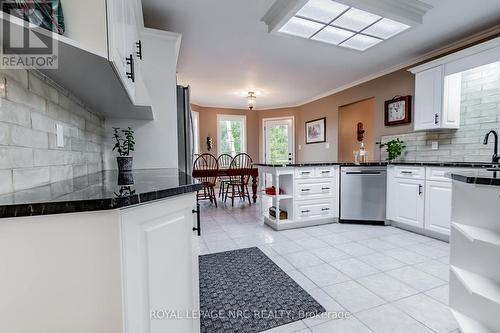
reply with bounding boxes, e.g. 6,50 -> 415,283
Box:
321,171 -> 331,174
301,189 -> 311,192
419,184 -> 423,196
301,210 -> 310,213
434,113 -> 439,125
322,187 -> 330,190
321,208 -> 330,211
401,171 -> 413,174
301,171 -> 311,175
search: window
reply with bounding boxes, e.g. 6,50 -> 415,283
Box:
192,111 -> 200,155
217,115 -> 246,156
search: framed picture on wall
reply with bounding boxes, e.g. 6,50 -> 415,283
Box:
305,117 -> 326,144
385,95 -> 412,126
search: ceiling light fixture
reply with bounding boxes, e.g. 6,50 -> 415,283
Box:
247,92 -> 256,110
262,0 -> 432,51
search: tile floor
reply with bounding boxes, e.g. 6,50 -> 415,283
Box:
197,200 -> 459,333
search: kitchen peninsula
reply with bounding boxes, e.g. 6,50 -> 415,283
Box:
256,162 -> 496,240
0,169 -> 202,333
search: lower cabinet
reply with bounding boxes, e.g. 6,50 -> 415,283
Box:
121,194 -> 200,333
393,178 -> 425,229
425,180 -> 452,236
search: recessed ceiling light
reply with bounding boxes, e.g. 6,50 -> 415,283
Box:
363,18 -> 410,39
279,16 -> 325,38
296,0 -> 348,24
332,7 -> 381,32
340,34 -> 382,51
262,0 -> 432,51
312,25 -> 354,45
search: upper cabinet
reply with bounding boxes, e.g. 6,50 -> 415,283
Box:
0,0 -> 154,119
409,37 -> 500,131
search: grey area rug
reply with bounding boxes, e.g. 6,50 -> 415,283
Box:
199,247 -> 325,333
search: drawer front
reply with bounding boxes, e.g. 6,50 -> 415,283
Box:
295,167 -> 315,179
296,199 -> 336,221
315,166 -> 335,178
296,179 -> 335,198
395,166 -> 425,180
426,167 -> 473,182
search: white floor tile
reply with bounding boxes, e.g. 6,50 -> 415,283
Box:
260,320 -> 308,333
334,242 -> 375,257
286,270 -> 318,291
295,237 -> 329,250
393,294 -> 459,333
284,251 -> 325,269
309,316 -> 372,333
303,288 -> 345,328
323,280 -> 386,313
329,257 -> 380,279
383,248 -> 428,265
269,241 -> 304,255
358,253 -> 406,271
385,266 -> 446,292
356,303 -> 434,333
413,259 -> 450,281
309,246 -> 351,263
300,264 -> 351,287
424,284 -> 450,305
357,273 -> 419,302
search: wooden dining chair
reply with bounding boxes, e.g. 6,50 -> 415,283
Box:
193,153 -> 219,207
217,154 -> 233,198
224,153 -> 253,206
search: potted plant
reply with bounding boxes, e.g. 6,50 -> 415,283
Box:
380,138 -> 406,162
113,127 -> 135,172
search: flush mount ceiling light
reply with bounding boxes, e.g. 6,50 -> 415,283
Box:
247,92 -> 257,110
262,0 -> 432,51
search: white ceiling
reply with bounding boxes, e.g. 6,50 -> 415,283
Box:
142,0 -> 500,110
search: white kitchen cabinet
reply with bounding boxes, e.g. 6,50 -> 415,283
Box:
393,178 -> 425,229
425,180 -> 452,236
121,195 -> 200,333
411,65 -> 461,131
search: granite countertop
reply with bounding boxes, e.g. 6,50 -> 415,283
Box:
449,168 -> 500,186
254,161 -> 499,168
0,169 -> 202,218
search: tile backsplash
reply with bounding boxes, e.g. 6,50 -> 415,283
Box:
381,61 -> 500,162
0,69 -> 105,195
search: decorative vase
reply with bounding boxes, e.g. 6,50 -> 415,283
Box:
117,172 -> 134,186
117,156 -> 133,172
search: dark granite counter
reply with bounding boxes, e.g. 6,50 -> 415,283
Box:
254,161 -> 498,168
449,168 -> 500,186
0,169 -> 202,218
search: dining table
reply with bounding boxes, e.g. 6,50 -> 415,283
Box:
192,167 -> 259,203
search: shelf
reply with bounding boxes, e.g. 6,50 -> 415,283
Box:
451,266 -> 500,305
262,194 -> 293,200
0,11 -> 153,120
452,223 -> 500,250
451,310 -> 494,333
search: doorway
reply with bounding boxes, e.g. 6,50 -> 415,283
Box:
338,98 -> 375,162
263,117 -> 295,164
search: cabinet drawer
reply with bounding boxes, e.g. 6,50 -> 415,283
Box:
426,167 -> 472,182
296,179 -> 335,199
315,167 -> 335,178
295,167 -> 315,179
296,199 -> 336,221
395,166 -> 425,180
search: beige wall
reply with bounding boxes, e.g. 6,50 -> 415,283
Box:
296,69 -> 415,162
192,68 -> 415,163
338,98 -> 375,162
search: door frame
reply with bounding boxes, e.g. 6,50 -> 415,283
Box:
262,116 -> 295,164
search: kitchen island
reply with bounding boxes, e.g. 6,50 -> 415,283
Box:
0,169 -> 202,333
448,170 -> 500,333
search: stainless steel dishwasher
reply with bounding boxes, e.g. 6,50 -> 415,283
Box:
340,166 -> 387,223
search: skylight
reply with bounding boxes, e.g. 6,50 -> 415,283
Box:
274,0 -> 415,51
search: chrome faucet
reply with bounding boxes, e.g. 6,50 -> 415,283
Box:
483,130 -> 499,164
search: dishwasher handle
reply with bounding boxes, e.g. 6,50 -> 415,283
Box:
345,171 -> 383,175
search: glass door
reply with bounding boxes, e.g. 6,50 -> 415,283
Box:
264,118 -> 294,164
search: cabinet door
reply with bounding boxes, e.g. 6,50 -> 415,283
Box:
107,0 -> 136,102
394,178 -> 424,228
414,66 -> 443,131
121,195 -> 200,333
425,181 -> 452,236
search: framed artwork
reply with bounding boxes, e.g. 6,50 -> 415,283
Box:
385,95 -> 412,126
305,117 -> 326,144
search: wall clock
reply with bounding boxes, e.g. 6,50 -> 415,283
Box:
385,95 -> 412,126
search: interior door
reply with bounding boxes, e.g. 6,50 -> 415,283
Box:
264,118 -> 294,164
